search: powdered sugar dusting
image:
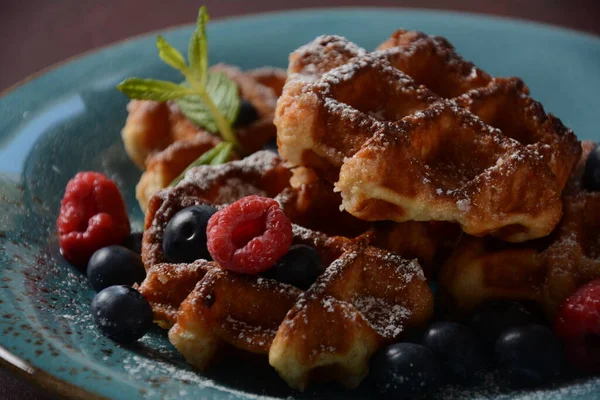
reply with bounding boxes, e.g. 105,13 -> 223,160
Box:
214,178 -> 267,204
291,35 -> 366,80
181,151 -> 281,191
438,371 -> 600,400
121,351 -> 282,400
226,315 -> 277,347
353,296 -> 410,339
456,198 -> 471,212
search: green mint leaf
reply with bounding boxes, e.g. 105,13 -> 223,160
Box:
210,142 -> 233,165
156,35 -> 187,71
175,71 -> 240,133
188,6 -> 209,83
168,143 -> 226,187
117,78 -> 194,101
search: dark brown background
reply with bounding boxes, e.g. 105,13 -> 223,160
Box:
0,1 -> 599,399
1,0 -> 600,92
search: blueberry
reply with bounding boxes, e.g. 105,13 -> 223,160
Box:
469,301 -> 537,349
583,145 -> 600,191
235,99 -> 259,127
495,324 -> 563,388
91,285 -> 153,344
87,246 -> 146,292
263,245 -> 323,290
163,204 -> 217,263
370,343 -> 441,399
422,321 -> 484,381
263,137 -> 279,155
123,231 -> 143,255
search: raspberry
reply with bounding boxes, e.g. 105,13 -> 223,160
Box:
206,195 -> 292,274
554,279 -> 600,373
57,172 -> 130,268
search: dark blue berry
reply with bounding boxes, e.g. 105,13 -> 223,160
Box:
583,145 -> 600,191
370,343 -> 441,399
495,324 -> 563,388
263,137 -> 278,155
263,245 -> 323,290
163,204 -> 217,263
469,301 -> 537,348
422,321 -> 484,381
123,231 -> 143,255
235,99 -> 259,127
87,246 -> 146,292
91,285 -> 153,344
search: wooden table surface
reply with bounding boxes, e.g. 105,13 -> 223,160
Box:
0,0 -> 598,398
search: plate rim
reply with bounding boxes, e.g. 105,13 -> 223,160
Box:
1,6 -> 600,400
0,345 -> 107,400
1,6 -> 599,99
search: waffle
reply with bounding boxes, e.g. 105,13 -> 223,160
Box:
141,151 -> 455,275
438,142 -> 600,318
280,166 -> 460,277
275,32 -> 580,241
135,131 -> 229,212
138,151 -> 434,389
246,66 -> 288,97
139,151 -> 444,297
141,151 -> 293,268
122,64 -> 286,210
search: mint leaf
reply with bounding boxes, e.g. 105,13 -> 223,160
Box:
169,143 -> 226,187
156,35 -> 187,71
175,71 -> 240,133
116,6 -> 242,152
188,6 -> 209,84
210,142 -> 233,165
117,78 -> 194,101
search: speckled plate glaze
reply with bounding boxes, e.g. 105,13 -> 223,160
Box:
1,8 -> 600,400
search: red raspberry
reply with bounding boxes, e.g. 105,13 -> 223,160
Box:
57,172 -> 130,268
554,279 -> 600,373
206,195 -> 292,274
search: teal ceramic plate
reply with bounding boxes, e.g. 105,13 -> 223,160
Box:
1,8 -> 600,400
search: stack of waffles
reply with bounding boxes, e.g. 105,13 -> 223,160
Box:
121,30 -> 599,390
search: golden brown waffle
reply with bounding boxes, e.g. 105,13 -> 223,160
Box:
123,100 -> 199,170
137,259 -> 214,329
138,151 -> 434,389
135,131 -> 228,212
267,245 -> 432,389
122,65 -> 286,210
159,234 -> 432,389
279,166 -> 372,238
278,167 -> 460,276
141,151 -> 292,268
438,142 -> 600,318
141,151 -> 456,276
275,32 -> 580,242
246,66 -> 288,97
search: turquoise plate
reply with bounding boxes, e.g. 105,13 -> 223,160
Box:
1,8 -> 600,400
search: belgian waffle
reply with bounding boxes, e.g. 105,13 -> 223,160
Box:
438,142 -> 600,318
275,32 -> 580,241
138,151 -> 434,389
122,64 -> 286,210
279,166 -> 460,277
141,152 -> 456,275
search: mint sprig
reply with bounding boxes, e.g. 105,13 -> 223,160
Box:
117,6 -> 241,150
175,72 -> 240,133
157,35 -> 187,71
116,78 -> 195,101
188,7 -> 209,84
169,142 -> 233,187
